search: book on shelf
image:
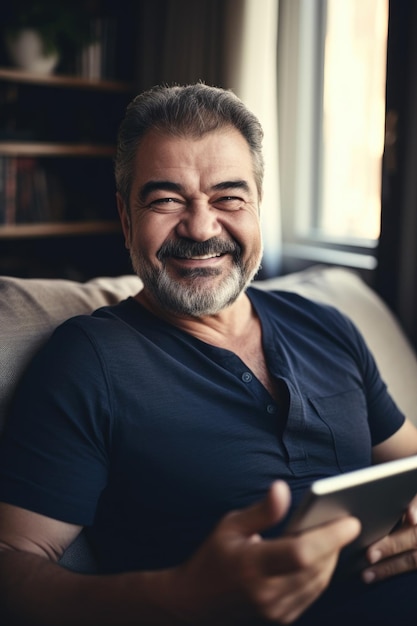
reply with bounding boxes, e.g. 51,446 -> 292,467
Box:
0,156 -> 65,225
2,157 -> 17,224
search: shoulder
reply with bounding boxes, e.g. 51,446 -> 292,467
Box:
248,285 -> 353,331
18,299 -> 143,383
247,285 -> 371,363
53,297 -> 146,341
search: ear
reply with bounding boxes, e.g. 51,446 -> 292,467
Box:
117,192 -> 131,250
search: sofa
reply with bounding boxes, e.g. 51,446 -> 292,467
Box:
1,265 -> 417,571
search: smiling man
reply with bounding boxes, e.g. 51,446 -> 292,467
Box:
1,84 -> 417,626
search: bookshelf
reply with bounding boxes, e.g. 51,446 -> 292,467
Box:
0,5 -> 137,278
0,220 -> 121,238
0,67 -> 133,92
0,142 -> 116,157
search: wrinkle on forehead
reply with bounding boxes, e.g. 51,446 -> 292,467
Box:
131,128 -> 259,205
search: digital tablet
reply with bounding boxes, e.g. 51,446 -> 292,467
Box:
285,455 -> 417,577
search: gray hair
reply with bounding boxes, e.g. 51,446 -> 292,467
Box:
115,83 -> 264,207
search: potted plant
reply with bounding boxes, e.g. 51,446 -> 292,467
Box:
2,1 -> 94,74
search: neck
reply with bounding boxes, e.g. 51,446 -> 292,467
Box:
135,288 -> 255,346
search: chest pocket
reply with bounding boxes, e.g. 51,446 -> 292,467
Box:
309,388 -> 372,471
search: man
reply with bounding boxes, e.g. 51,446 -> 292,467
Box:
0,83 -> 417,625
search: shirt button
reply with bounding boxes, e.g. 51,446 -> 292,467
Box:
267,404 -> 277,414
242,371 -> 253,383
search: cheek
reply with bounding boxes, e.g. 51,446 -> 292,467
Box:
227,213 -> 261,250
130,214 -> 176,256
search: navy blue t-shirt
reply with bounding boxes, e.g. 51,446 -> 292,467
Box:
0,288 -> 404,573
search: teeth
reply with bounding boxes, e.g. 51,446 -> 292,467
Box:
185,253 -> 222,260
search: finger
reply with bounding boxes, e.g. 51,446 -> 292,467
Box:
366,524 -> 417,565
255,515 -> 361,576
362,549 -> 417,583
224,481 -> 291,538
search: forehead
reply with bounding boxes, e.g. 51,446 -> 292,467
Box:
132,127 -> 256,186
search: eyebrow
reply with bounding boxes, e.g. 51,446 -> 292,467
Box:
211,180 -> 251,194
137,181 -> 183,204
137,179 -> 251,204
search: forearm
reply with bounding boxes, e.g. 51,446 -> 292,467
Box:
0,551 -> 184,626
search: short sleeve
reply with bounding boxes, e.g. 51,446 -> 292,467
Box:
338,311 -> 405,446
0,319 -> 112,524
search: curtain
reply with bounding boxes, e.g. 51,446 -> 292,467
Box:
134,0 -> 282,278
223,0 -> 282,277
376,0 -> 417,349
134,0 -> 226,89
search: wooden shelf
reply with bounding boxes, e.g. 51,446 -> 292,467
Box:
0,67 -> 134,93
0,142 -> 116,157
0,221 -> 121,239
0,2 -> 136,279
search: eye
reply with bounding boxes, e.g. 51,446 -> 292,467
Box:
147,197 -> 185,213
213,196 -> 244,211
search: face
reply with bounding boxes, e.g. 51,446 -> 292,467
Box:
118,127 -> 263,317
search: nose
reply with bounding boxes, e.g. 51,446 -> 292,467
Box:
175,201 -> 223,241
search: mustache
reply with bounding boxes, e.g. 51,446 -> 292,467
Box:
157,238 -> 242,261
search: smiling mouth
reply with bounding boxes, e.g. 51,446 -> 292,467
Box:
178,252 -> 224,261
157,237 -> 241,264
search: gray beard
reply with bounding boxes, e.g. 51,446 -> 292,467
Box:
130,240 -> 261,317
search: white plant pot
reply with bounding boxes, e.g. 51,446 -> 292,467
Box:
5,29 -> 59,75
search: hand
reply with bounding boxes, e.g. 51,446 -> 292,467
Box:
362,494 -> 417,584
169,481 -> 361,625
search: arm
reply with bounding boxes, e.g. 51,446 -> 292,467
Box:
362,419 -> 417,583
372,418 -> 417,464
0,482 -> 360,626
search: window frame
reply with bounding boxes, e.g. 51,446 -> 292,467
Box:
277,0 -> 384,274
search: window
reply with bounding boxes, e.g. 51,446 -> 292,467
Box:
278,0 -> 388,270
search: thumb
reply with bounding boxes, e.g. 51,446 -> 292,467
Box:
225,481 -> 291,538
